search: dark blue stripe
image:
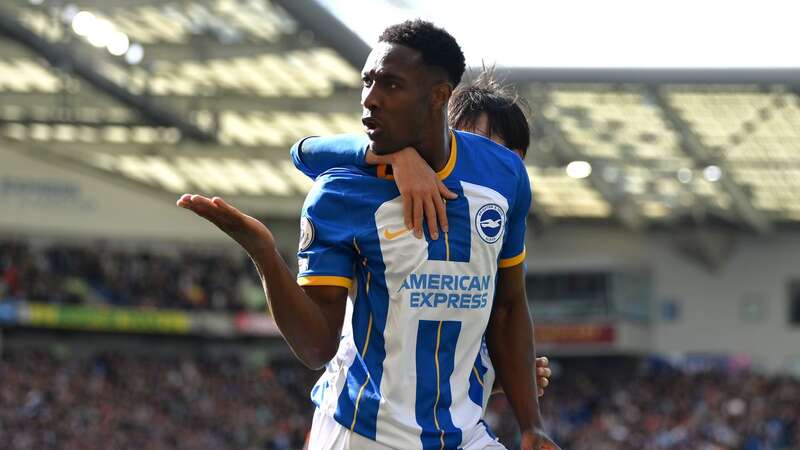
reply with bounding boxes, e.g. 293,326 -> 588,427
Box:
468,350 -> 488,407
416,320 -> 463,450
424,184 -> 471,263
334,230 -> 390,439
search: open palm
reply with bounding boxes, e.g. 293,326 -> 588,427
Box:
176,194 -> 275,253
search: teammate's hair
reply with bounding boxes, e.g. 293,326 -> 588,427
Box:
378,20 -> 466,86
448,68 -> 531,157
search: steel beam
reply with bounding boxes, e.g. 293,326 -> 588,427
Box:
0,4 -> 216,143
527,89 -> 645,230
649,86 -> 772,234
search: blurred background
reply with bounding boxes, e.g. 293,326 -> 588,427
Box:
0,0 -> 799,449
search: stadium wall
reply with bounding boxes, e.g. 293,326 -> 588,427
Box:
525,224 -> 800,372
0,146 -> 298,244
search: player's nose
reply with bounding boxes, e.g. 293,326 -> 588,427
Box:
361,84 -> 381,111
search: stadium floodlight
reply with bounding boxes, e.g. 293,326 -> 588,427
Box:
107,31 -> 130,56
677,167 -> 693,184
125,43 -> 144,65
566,160 -> 592,179
703,165 -> 722,182
71,11 -> 95,36
86,18 -> 114,48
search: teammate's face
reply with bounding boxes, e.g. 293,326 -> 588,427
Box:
360,43 -> 434,155
470,113 -> 525,159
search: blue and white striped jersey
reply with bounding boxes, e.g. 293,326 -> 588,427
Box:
293,130 -> 530,450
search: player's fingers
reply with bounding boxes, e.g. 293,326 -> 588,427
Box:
536,356 -> 549,367
538,377 -> 550,388
402,193 -> 413,231
424,197 -> 439,240
437,179 -> 457,200
184,202 -> 222,226
189,194 -> 217,208
538,387 -> 544,397
536,366 -> 552,378
182,196 -> 234,228
211,197 -> 241,216
413,198 -> 423,239
176,193 -> 193,207
433,193 -> 448,234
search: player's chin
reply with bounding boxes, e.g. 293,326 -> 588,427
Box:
369,137 -> 406,156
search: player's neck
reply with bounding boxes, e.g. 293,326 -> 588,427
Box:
416,123 -> 451,173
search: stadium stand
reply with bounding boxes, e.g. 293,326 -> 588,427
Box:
0,239 -> 273,311
1,0 -> 799,230
2,1 -> 800,449
2,349 -> 798,450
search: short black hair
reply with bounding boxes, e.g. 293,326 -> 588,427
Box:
378,20 -> 466,86
448,68 -> 531,157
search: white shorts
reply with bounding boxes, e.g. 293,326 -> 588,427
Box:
307,408 -> 507,450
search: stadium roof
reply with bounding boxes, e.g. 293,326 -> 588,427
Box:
0,0 -> 798,232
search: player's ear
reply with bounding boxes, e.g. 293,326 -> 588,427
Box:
431,81 -> 453,110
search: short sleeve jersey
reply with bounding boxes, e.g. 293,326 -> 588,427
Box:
294,130 -> 530,449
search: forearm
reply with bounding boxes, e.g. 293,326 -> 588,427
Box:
487,299 -> 544,433
247,244 -> 341,369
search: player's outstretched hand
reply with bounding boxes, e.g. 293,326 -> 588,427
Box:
366,147 -> 457,240
536,356 -> 552,397
520,430 -> 561,450
176,194 -> 275,254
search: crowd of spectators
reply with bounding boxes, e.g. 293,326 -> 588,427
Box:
489,365 -> 800,450
2,349 -> 798,450
0,240 -> 272,312
0,350 -> 318,450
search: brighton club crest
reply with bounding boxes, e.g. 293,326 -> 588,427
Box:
475,203 -> 505,244
298,216 -> 315,251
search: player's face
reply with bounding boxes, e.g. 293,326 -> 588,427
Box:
360,43 -> 434,155
470,113 -> 525,159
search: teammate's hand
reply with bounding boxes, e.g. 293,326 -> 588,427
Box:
176,194 -> 275,254
520,430 -> 561,450
366,147 -> 457,239
490,356 -> 552,397
535,356 -> 551,397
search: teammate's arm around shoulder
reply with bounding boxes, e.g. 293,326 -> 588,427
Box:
176,193 -> 348,370
367,147 -> 456,240
292,134 -> 457,242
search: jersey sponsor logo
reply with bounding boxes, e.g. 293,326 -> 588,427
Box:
383,227 -> 410,241
299,216 -> 315,251
400,273 -> 491,309
475,203 -> 505,244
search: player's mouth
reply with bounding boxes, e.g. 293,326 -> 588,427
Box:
362,117 -> 382,138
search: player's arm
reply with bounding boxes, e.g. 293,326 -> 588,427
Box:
486,163 -> 560,450
487,264 -> 557,449
291,136 -> 455,240
176,194 -> 346,370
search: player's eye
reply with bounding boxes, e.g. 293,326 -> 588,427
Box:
362,77 -> 373,88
